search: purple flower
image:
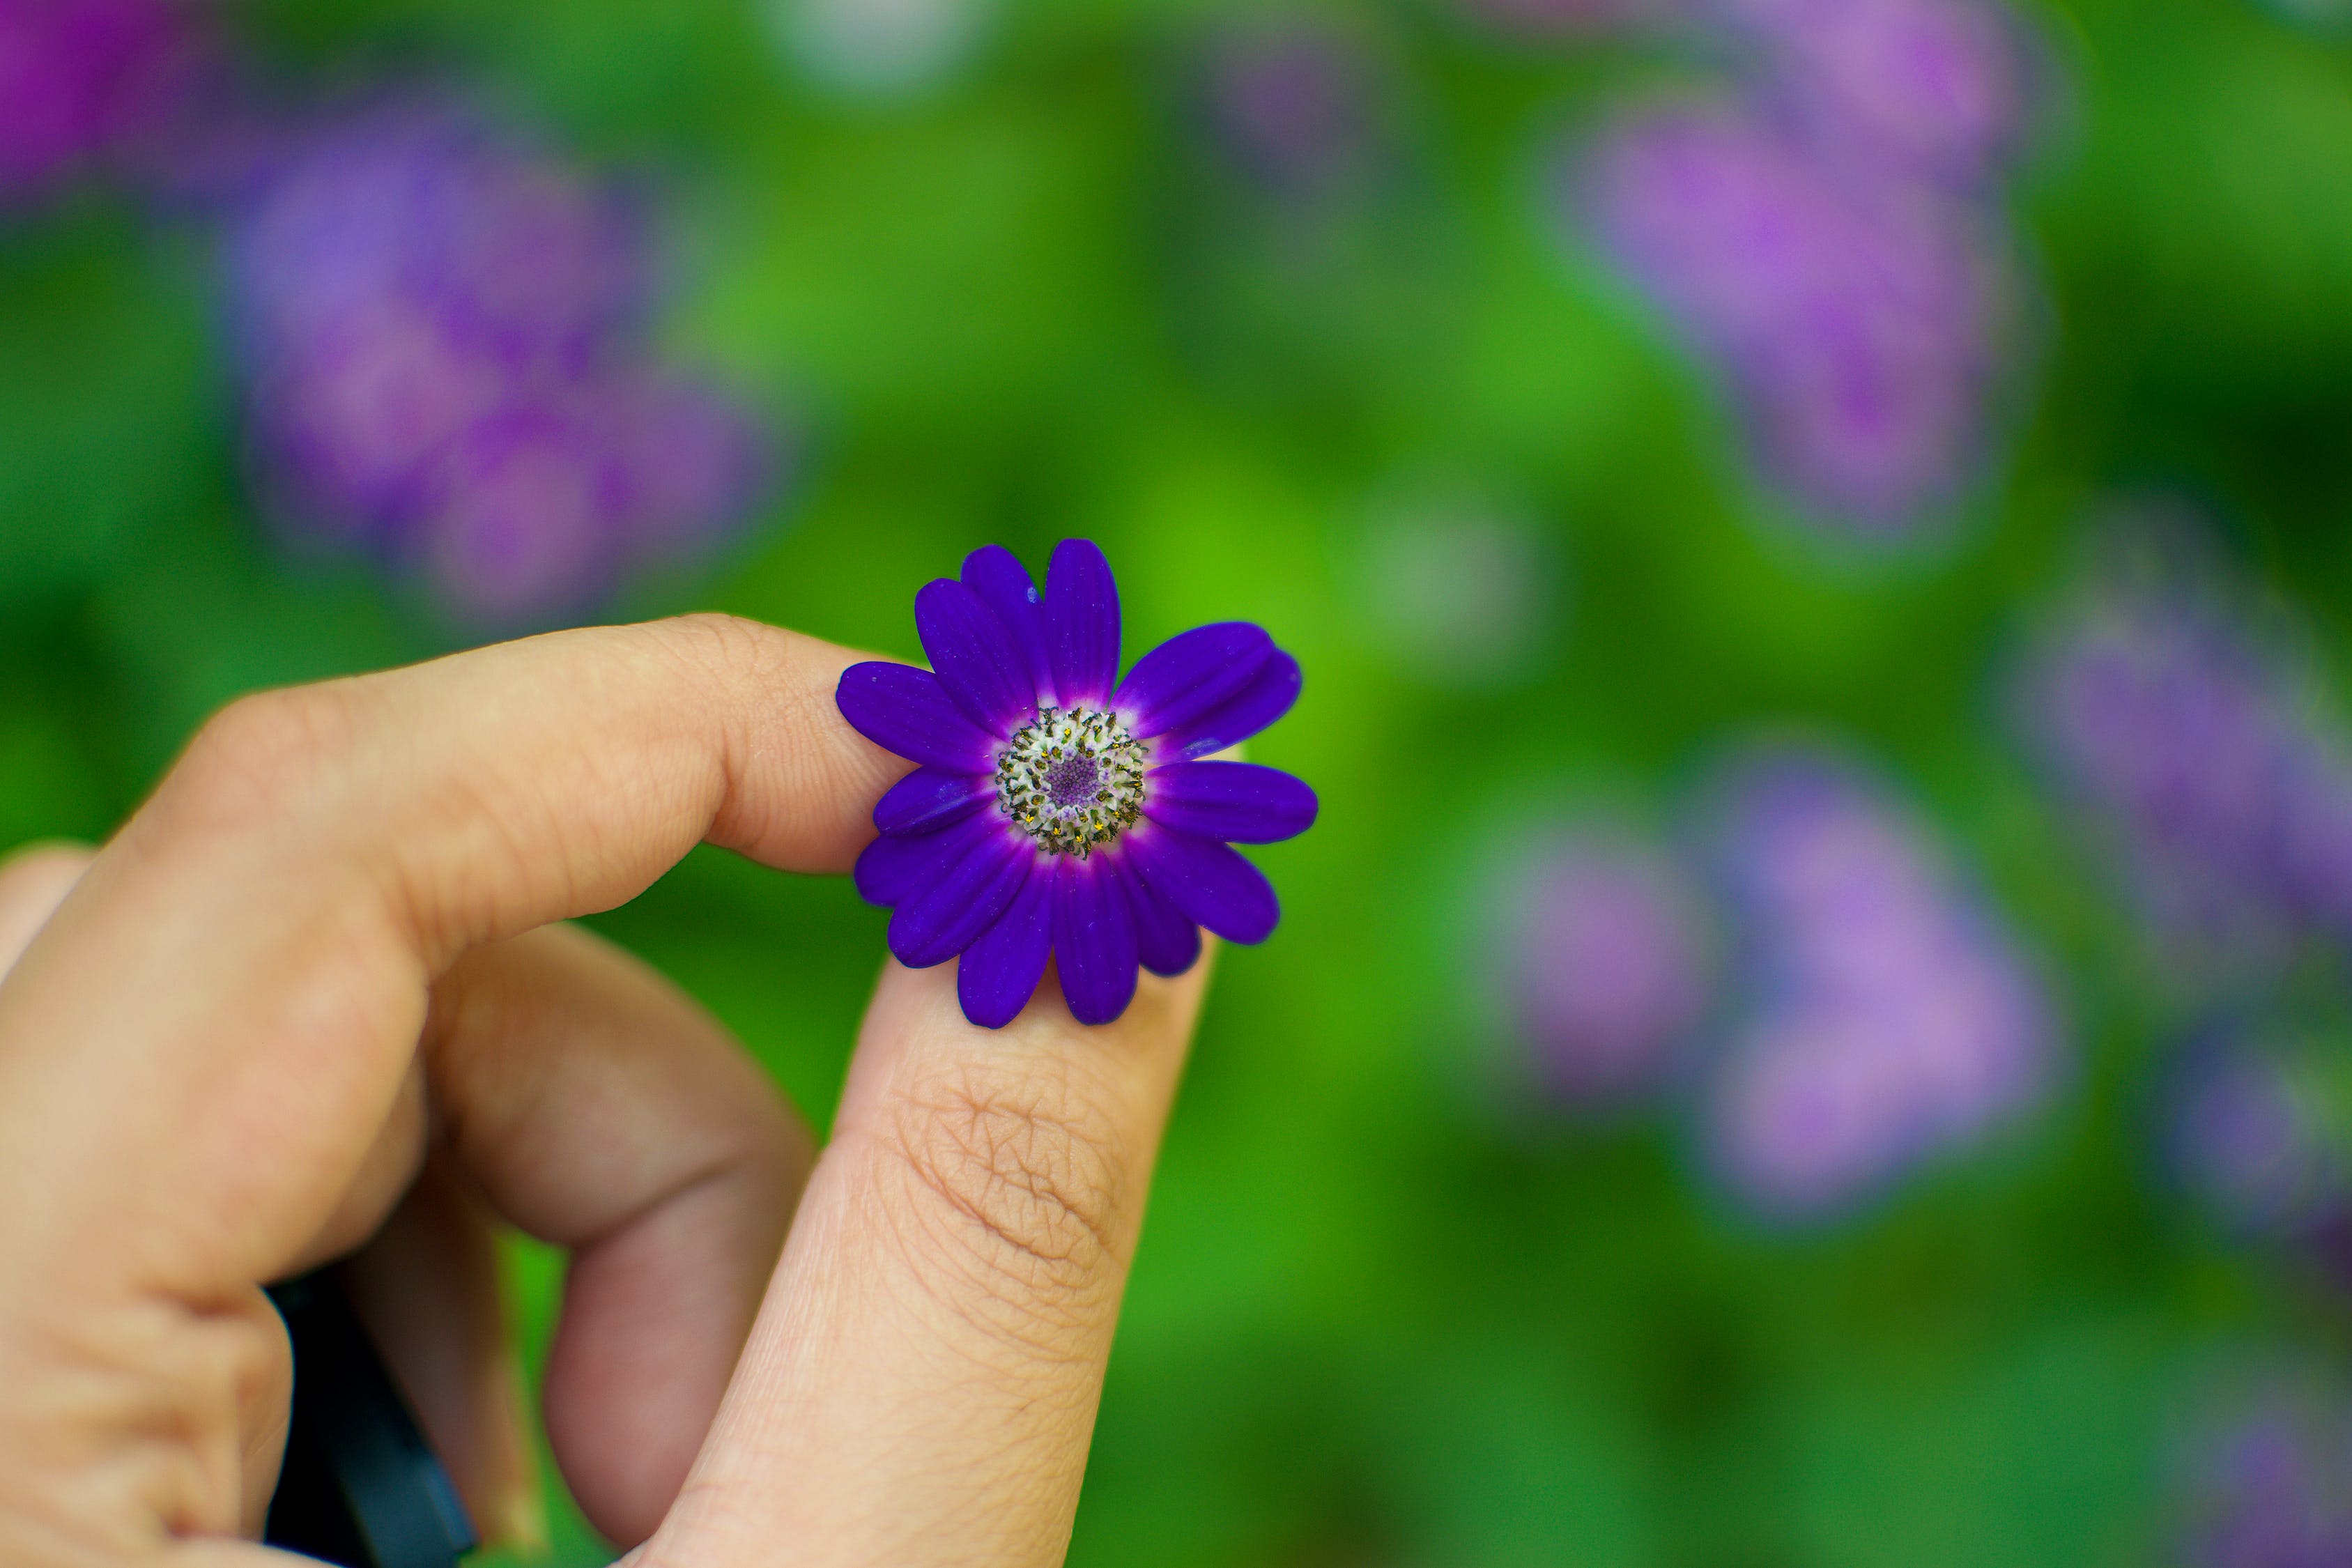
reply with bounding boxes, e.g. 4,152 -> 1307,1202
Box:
1703,746 -> 2057,1216
1716,0 -> 2033,186
836,541 -> 1316,1029
2014,519 -> 2352,980
0,0 -> 206,195
1201,22 -> 1379,197
1503,827 -> 1714,1105
2179,1386 -> 2352,1568
408,404 -> 631,627
1580,96 -> 2013,537
2166,1031 -> 2342,1242
228,101 -> 648,363
224,96 -> 772,628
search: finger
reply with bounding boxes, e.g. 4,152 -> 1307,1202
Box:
656,948 -> 1212,1568
0,617 -> 888,1544
209,918 -> 806,1558
340,1158 -> 540,1555
418,923 -> 809,1547
302,922 -> 810,1550
0,841 -> 91,976
0,616 -> 886,1293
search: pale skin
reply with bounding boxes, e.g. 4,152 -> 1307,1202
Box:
0,613 -> 1213,1568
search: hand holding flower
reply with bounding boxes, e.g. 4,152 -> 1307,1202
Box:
0,610 -> 1250,1568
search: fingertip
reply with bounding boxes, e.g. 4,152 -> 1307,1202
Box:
859,935 -> 1215,1077
1077,939 -> 1217,1057
641,615 -> 912,874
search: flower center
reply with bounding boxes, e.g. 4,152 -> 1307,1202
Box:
995,707 -> 1147,857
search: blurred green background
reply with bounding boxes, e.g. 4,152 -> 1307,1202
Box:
10,0 -> 2352,1561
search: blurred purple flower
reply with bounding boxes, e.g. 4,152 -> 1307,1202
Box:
2181,1387 -> 2352,1568
229,102 -> 647,369
2015,521 -> 2352,979
409,405 -> 630,628
224,97 -> 773,627
1201,22 -> 1379,197
0,0 -> 208,196
2166,1031 -> 2343,1243
1580,97 -> 2013,537
1704,746 -> 2057,1216
1716,0 -> 2033,186
610,375 -> 773,558
1502,826 -> 1714,1106
2279,748 -> 2352,939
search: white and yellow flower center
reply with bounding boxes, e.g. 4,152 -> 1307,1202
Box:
994,707 -> 1147,856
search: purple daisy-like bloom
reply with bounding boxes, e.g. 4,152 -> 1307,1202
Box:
1703,746 -> 2057,1216
1580,96 -> 2013,537
836,540 -> 1316,1029
1502,826 -> 1714,1106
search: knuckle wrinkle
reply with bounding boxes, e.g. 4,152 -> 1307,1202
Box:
886,1065 -> 1128,1324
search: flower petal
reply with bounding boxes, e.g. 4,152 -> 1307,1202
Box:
837,662 -> 998,772
1117,624 -> 1275,741
958,868 -> 1054,1028
1118,624 -> 1275,740
1144,761 -> 1319,845
854,815 -> 989,907
1128,824 -> 1281,945
873,765 -> 992,837
962,544 -> 1056,707
916,578 -> 1038,737
1052,853 -> 1140,1025
1045,538 -> 1121,707
1149,650 -> 1303,762
1123,861 -> 1203,978
889,823 -> 1034,969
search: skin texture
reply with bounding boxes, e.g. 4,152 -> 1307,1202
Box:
0,614 -> 1213,1568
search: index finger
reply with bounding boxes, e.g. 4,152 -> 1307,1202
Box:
0,615 -> 903,1300
652,949 -> 1213,1568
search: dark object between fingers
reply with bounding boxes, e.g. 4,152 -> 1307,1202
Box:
263,1270 -> 479,1568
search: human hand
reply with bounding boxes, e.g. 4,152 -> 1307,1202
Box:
0,615 -> 1213,1568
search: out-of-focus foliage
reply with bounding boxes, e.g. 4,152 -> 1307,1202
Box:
9,0 -> 2352,1561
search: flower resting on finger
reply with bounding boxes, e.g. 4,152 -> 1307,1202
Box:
836,539 -> 1317,1028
